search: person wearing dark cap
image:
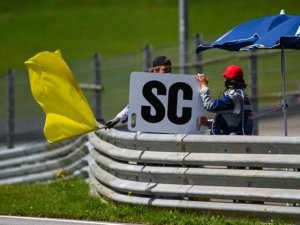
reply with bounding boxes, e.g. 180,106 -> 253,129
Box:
151,55 -> 172,73
105,56 -> 172,129
195,64 -> 253,135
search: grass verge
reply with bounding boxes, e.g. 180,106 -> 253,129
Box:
0,178 -> 292,225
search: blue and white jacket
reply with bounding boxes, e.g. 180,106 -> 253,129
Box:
115,104 -> 129,123
199,87 -> 253,135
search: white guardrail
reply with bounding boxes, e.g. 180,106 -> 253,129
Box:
0,136 -> 89,184
2,128 -> 300,220
88,128 -> 300,220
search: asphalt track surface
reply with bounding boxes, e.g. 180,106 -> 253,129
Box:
258,113 -> 300,136
0,216 -> 141,225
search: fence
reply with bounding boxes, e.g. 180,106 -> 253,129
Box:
88,127 -> 300,221
1,35 -> 300,148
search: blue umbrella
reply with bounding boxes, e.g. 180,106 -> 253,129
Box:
196,10 -> 300,136
196,10 -> 300,52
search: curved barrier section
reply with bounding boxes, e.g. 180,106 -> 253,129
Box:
89,128 -> 300,220
0,136 -> 89,184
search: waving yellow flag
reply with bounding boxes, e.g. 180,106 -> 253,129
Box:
25,50 -> 98,143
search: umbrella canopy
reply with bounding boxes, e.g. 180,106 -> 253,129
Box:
196,10 -> 300,53
196,10 -> 300,136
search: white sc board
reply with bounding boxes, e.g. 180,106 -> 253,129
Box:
128,72 -> 205,134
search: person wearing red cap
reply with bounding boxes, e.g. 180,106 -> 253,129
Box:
195,64 -> 253,135
105,56 -> 172,129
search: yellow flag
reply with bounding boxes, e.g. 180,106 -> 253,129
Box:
24,50 -> 98,143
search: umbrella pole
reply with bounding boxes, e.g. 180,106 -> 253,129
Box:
281,46 -> 288,136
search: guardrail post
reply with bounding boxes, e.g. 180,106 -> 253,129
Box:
143,44 -> 152,72
93,53 -> 102,121
195,33 -> 203,73
249,50 -> 258,135
7,69 -> 15,149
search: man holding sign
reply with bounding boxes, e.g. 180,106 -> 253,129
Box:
105,56 -> 173,128
105,55 -> 206,135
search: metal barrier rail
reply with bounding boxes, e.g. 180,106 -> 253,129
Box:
1,128 -> 300,219
88,128 -> 300,220
0,136 -> 89,184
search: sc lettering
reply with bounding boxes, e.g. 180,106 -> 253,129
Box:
141,80 -> 192,125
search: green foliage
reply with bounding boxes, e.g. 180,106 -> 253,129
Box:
0,179 -> 292,225
0,0 -> 299,135
0,0 -> 298,74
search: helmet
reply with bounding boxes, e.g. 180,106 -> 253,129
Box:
222,65 -> 243,80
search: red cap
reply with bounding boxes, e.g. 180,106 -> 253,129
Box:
222,65 -> 243,80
